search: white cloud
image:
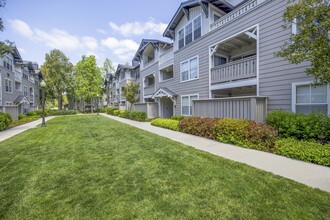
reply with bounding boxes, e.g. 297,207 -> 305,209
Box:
82,36 -> 98,50
34,28 -> 81,50
9,19 -> 34,39
96,29 -> 107,34
101,37 -> 139,61
109,17 -> 167,37
17,47 -> 26,54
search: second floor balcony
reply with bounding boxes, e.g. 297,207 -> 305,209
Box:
144,85 -> 155,96
15,70 -> 22,82
211,55 -> 256,85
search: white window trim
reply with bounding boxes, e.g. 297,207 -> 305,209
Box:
292,81 -> 330,115
180,56 -> 199,83
4,78 -> 13,94
181,94 -> 199,116
177,15 -> 202,49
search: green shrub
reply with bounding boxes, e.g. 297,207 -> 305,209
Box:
26,111 -> 37,116
113,110 -> 120,116
0,112 -> 12,131
266,110 -> 330,143
214,118 -> 277,151
179,117 -> 218,139
151,118 -> 180,131
171,115 -> 185,121
126,110 -> 146,121
33,110 -> 44,116
18,114 -> 27,120
118,110 -> 127,118
275,138 -> 330,166
98,108 -> 106,113
106,106 -> 118,115
47,110 -> 77,116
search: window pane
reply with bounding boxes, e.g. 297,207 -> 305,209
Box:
311,85 -> 327,103
181,61 -> 189,81
179,29 -> 184,49
296,105 -> 311,114
297,94 -> 310,104
190,58 -> 198,79
182,106 -> 189,115
193,17 -> 201,40
297,84 -> 310,95
185,23 -> 193,45
311,105 -> 327,114
182,96 -> 189,106
296,84 -> 311,104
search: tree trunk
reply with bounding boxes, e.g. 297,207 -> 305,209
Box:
58,94 -> 63,110
91,98 -> 94,114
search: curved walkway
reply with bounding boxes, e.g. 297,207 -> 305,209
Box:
101,114 -> 330,193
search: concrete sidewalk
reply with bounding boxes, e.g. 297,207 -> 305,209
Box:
0,116 -> 55,142
101,113 -> 330,193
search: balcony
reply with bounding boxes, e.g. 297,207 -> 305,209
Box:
192,96 -> 268,123
210,0 -> 262,31
14,70 -> 22,83
159,49 -> 174,70
144,85 -> 155,96
211,55 -> 256,85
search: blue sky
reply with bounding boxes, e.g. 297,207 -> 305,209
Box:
1,0 -> 182,67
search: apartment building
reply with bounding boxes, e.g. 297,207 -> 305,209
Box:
107,0 -> 329,122
0,46 -> 40,120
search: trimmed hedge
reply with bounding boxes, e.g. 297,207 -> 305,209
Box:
47,110 -> 78,116
126,110 -> 147,121
266,110 -> 330,143
106,107 -> 118,115
214,118 -> 277,151
179,117 -> 218,139
0,112 -> 12,131
275,138 -> 330,166
10,115 -> 40,128
171,115 -> 185,121
18,114 -> 27,120
151,118 -> 180,131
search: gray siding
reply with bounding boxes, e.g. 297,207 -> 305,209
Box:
169,0 -> 312,115
139,61 -> 159,101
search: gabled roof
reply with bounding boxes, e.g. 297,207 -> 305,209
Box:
163,0 -> 234,39
133,39 -> 172,61
12,46 -> 23,63
14,95 -> 30,105
152,87 -> 177,99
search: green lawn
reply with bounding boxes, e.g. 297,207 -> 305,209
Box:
0,115 -> 329,219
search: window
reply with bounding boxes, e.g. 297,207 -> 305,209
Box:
5,101 -> 13,106
23,86 -> 28,96
3,56 -> 13,71
185,23 -> 193,45
181,95 -> 198,116
193,16 -> 201,40
5,79 -> 12,93
181,56 -> 199,82
214,55 -> 227,67
178,29 -> 184,49
178,16 -> 202,49
23,68 -> 29,79
293,83 -> 329,114
214,13 -> 221,22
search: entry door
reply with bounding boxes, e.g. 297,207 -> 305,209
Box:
162,97 -> 173,118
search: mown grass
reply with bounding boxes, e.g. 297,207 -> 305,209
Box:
0,115 -> 329,219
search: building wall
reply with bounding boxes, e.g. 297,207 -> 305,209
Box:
168,0 -> 312,115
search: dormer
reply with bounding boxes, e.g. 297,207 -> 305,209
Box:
1,46 -> 23,72
133,39 -> 172,70
163,0 -> 234,51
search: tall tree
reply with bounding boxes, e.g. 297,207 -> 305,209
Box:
276,0 -> 330,84
102,58 -> 115,75
123,82 -> 139,110
0,0 -> 13,56
40,49 -> 73,110
74,55 -> 103,110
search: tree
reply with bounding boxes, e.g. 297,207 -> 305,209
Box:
74,55 -> 103,111
123,82 -> 139,110
276,0 -> 330,84
40,49 -> 73,110
0,0 -> 13,56
101,58 -> 115,76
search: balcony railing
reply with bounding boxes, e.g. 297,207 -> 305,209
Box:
144,85 -> 155,96
210,0 -> 260,31
159,49 -> 174,69
192,96 -> 268,123
211,55 -> 256,84
14,70 -> 22,82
